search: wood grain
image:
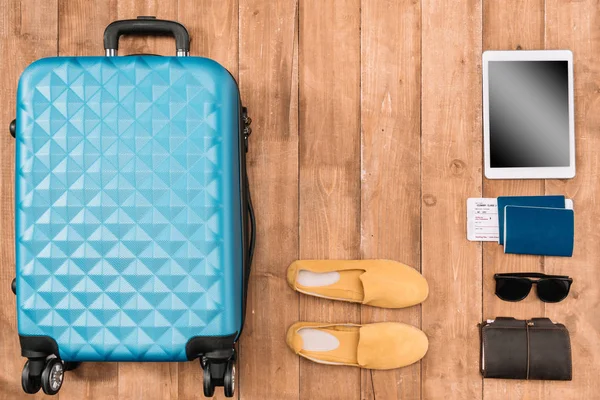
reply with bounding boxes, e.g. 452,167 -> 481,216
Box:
2,1 -> 600,399
298,0 -> 361,399
0,2 -> 58,398
56,1 -> 119,398
58,0 -> 116,57
360,0 -> 422,399
481,1 -> 546,399
176,1 -> 239,399
545,1 -> 600,398
178,0 -> 238,77
420,0 -> 483,399
238,0 -> 300,399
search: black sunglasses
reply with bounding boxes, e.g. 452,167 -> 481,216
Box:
494,273 -> 573,303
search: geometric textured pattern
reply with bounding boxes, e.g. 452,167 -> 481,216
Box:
15,56 -> 243,361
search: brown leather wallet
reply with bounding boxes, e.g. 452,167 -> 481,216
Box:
480,317 -> 572,380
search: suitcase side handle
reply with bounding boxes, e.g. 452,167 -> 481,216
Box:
104,16 -> 190,56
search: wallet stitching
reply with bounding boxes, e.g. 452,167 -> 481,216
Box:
564,328 -> 573,379
482,326 -> 488,376
526,321 -> 530,380
483,325 -> 526,329
485,326 -> 562,330
479,324 -> 485,376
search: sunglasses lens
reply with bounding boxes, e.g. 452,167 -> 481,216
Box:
537,279 -> 571,303
495,278 -> 532,301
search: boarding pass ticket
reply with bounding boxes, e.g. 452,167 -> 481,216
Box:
467,198 -> 573,242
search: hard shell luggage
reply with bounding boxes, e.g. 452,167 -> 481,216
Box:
11,16 -> 254,397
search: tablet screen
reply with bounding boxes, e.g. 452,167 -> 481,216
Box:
488,60 -> 570,168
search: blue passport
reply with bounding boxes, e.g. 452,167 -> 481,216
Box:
497,195 -> 566,244
504,206 -> 574,257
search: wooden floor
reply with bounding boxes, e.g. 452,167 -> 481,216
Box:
1,0 -> 599,399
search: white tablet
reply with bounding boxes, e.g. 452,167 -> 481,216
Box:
483,50 -> 575,179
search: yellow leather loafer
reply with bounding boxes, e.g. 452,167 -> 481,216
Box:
287,260 -> 428,308
286,322 -> 428,370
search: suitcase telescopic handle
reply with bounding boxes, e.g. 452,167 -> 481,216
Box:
104,16 -> 190,56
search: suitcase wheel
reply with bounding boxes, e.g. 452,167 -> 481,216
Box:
223,359 -> 235,398
21,357 -> 68,395
21,360 -> 42,394
41,358 -> 64,395
202,361 -> 215,397
202,358 -> 236,398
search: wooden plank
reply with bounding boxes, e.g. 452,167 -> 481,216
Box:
58,0 -> 116,56
178,0 -> 239,76
298,0 -> 361,399
238,0 -> 300,399
420,0 -> 483,399
0,2 -> 58,398
56,1 -> 118,398
545,1 -> 600,398
176,1 -> 239,399
359,0 -> 421,399
481,1 -> 546,399
0,2 -> 597,400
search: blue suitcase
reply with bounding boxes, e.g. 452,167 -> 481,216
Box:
12,17 -> 254,397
